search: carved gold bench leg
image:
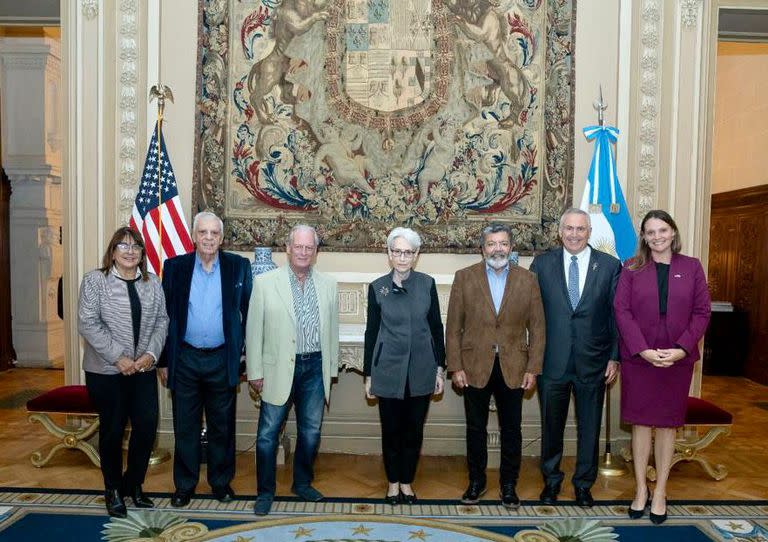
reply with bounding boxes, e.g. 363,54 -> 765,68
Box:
671,426 -> 730,481
28,413 -> 101,468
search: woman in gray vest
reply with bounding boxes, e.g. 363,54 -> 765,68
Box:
78,227 -> 168,517
363,227 -> 446,505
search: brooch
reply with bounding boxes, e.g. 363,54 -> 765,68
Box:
379,286 -> 390,297
674,273 -> 682,278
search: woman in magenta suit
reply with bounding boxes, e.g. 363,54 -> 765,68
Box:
614,210 -> 710,524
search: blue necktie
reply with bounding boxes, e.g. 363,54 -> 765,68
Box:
568,255 -> 580,309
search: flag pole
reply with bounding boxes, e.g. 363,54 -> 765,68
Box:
594,85 -> 627,477
149,84 -> 174,276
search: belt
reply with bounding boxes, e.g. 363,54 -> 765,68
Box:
182,341 -> 225,353
296,351 -> 321,360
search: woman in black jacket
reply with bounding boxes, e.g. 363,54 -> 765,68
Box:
363,227 -> 446,505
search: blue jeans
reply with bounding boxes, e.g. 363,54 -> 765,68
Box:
256,352 -> 325,496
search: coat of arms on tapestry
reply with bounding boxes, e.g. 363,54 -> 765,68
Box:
194,0 -> 575,252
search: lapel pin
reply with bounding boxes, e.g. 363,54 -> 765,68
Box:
674,273 -> 682,278
592,262 -> 598,271
379,286 -> 389,297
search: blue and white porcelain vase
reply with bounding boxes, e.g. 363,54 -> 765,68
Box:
251,247 -> 278,278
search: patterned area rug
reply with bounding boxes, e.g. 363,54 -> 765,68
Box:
1,489 -> 767,541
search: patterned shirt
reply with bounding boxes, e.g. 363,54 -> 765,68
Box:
289,267 -> 321,354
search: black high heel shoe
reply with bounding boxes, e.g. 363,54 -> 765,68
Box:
399,490 -> 417,505
650,496 -> 667,525
628,488 -> 651,519
384,491 -> 401,505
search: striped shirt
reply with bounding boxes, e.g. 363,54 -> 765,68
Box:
288,267 -> 321,354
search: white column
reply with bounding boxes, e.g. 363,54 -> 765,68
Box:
0,37 -> 64,366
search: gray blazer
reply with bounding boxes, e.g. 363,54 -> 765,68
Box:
363,271 -> 445,399
78,269 -> 169,375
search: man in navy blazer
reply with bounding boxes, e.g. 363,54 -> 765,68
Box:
529,208 -> 621,507
159,211 -> 252,507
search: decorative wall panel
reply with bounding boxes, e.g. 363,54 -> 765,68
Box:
193,0 -> 575,252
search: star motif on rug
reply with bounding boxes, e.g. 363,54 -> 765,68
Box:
290,526 -> 314,538
409,529 -> 430,540
725,521 -> 745,531
352,524 -> 373,535
234,537 -> 254,542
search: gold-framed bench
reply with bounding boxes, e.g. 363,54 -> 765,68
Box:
622,396 -> 733,481
26,385 -> 101,468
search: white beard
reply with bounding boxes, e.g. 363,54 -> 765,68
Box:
485,255 -> 508,270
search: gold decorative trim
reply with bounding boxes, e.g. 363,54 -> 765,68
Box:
117,0 -> 139,223
635,0 -> 662,221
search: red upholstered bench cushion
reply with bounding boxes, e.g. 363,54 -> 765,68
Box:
685,397 -> 733,425
26,386 -> 95,414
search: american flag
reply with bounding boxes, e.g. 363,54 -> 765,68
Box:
130,122 -> 194,275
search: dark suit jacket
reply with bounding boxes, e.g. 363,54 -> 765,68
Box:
614,253 -> 710,367
530,247 -> 621,381
446,262 -> 545,389
159,251 -> 253,389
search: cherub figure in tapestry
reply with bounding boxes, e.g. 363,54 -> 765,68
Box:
246,0 -> 330,124
446,0 -> 531,129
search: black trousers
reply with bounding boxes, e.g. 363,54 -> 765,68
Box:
537,373 -> 605,489
378,390 -> 431,484
463,358 -> 524,486
171,344 -> 236,493
85,370 -> 158,492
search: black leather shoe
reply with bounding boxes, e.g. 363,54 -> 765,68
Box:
213,484 -> 235,503
105,489 -> 127,518
650,496 -> 667,525
384,491 -> 400,505
575,487 -> 594,508
461,481 -> 487,504
539,484 -> 560,505
500,483 -> 520,510
128,485 -> 154,508
628,488 -> 651,519
400,491 -> 418,505
171,490 -> 192,508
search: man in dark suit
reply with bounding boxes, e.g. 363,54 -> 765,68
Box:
446,223 -> 545,509
159,211 -> 252,507
529,208 -> 621,507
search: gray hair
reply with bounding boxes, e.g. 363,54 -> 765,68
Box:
286,224 -> 320,247
386,227 -> 422,251
480,223 -> 512,245
192,211 -> 224,235
559,208 -> 591,230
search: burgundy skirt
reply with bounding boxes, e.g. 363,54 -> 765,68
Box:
620,315 -> 693,428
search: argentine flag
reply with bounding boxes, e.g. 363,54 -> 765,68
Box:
580,125 -> 637,262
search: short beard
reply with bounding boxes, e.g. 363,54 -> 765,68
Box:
485,254 -> 508,270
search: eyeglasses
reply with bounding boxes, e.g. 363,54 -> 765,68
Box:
390,249 -> 416,259
115,242 -> 143,253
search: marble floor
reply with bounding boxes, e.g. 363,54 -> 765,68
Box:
1,368 -> 766,502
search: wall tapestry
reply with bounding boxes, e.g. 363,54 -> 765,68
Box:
193,0 -> 575,252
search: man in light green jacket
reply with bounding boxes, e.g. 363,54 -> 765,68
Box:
246,224 -> 339,516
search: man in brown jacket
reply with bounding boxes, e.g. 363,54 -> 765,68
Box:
446,223 -> 545,509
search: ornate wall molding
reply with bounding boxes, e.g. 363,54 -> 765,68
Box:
680,0 -> 703,28
82,0 -> 99,20
635,0 -> 662,221
117,0 -> 139,223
